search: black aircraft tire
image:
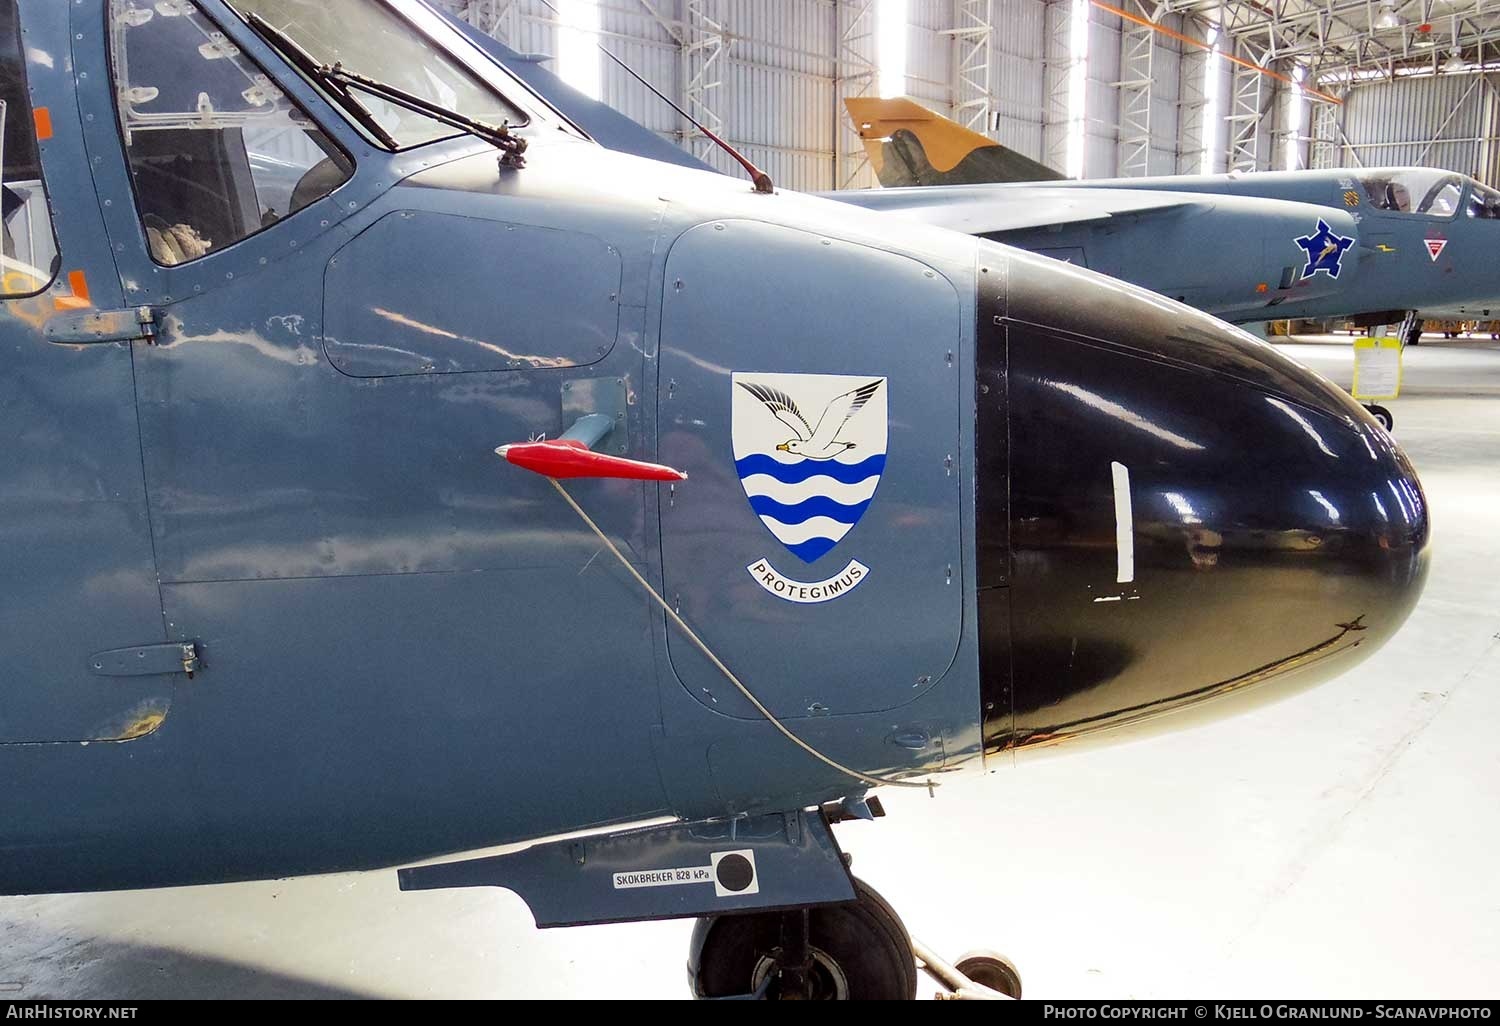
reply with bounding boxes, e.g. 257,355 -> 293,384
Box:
1365,404 -> 1394,431
694,879 -> 918,1000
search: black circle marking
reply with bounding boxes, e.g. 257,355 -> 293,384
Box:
715,853 -> 755,893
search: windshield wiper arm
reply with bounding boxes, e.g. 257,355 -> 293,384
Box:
244,12 -> 401,151
316,64 -> 528,168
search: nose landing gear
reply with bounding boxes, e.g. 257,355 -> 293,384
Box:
688,878 -> 1021,1000
690,879 -> 917,999
1364,404 -> 1395,431
1399,311 -> 1422,348
926,945 -> 1025,1001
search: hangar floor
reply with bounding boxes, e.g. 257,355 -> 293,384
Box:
2,338 -> 1497,1000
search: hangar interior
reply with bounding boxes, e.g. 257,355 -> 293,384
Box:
437,0 -> 1500,191
1,0 -> 1497,1003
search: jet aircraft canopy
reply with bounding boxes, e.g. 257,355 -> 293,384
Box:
1467,180 -> 1500,219
1358,168 -> 1465,216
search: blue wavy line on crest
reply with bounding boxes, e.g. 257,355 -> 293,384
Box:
734,453 -> 886,485
785,537 -> 839,563
749,495 -> 871,526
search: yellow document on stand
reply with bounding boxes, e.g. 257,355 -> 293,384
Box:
1352,337 -> 1403,402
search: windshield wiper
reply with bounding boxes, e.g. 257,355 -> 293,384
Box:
317,63 -> 527,169
245,13 -> 401,150
245,12 -> 526,168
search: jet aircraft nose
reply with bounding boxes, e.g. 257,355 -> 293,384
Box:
979,249 -> 1430,756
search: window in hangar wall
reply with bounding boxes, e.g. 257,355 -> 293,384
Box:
878,0 -> 908,99
556,0 -> 601,101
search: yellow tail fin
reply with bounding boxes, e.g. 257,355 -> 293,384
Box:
845,97 -> 1064,187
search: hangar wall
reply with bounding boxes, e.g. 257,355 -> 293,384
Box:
440,0 -> 1146,190
1176,23 -> 1231,176
990,0 -> 1048,166
437,0 -> 1500,192
1145,12 -> 1184,177
1317,72 -> 1500,186
1085,5 -> 1122,178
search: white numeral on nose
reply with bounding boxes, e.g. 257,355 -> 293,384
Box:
1112,462 -> 1135,585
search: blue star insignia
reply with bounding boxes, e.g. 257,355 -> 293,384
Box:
1295,219 -> 1355,279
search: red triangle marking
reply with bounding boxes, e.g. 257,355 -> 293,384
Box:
1425,238 -> 1448,261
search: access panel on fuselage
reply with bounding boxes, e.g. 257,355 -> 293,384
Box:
658,220 -> 964,720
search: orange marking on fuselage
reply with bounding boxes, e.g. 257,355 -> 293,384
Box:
32,107 -> 52,141
52,269 -> 92,311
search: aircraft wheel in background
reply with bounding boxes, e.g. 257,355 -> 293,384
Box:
1365,404 -> 1394,431
954,950 -> 1024,998
690,878 -> 918,1000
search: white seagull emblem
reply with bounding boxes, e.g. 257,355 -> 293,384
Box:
738,379 -> 884,460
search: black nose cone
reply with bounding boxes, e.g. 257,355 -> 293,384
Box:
980,252 -> 1430,755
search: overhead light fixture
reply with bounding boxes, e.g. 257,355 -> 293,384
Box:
1440,15 -> 1465,70
1375,2 -> 1404,30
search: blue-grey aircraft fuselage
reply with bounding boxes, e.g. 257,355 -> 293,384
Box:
830,100 -> 1500,332
836,168 -> 1500,327
1051,167 -> 1500,323
0,0 -> 1430,998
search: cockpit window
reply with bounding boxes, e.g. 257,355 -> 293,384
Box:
1360,170 -> 1465,217
0,0 -> 59,295
109,0 -> 353,266
226,0 -> 528,149
1468,181 -> 1500,220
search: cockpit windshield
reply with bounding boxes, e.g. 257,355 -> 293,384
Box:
1468,181 -> 1500,219
226,0 -> 527,149
1360,169 -> 1465,217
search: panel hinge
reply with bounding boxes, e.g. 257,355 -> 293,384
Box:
90,641 -> 201,679
47,306 -> 158,345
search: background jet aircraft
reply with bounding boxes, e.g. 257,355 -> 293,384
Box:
437,28 -> 1493,346
833,176 -> 1367,325
0,0 -> 1430,1001
842,98 -> 1500,342
848,96 -> 1066,188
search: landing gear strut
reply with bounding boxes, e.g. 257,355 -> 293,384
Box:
1399,312 -> 1422,348
402,807 -> 1019,1000
689,877 -> 1020,1000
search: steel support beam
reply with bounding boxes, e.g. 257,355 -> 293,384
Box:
950,0 -> 995,132
442,0 -> 521,44
682,0 -> 728,166
836,0 -> 879,189
1044,0 -> 1081,174
1177,31 -> 1208,173
1227,42 -> 1266,171
1117,8 -> 1156,176
1308,88 -> 1343,167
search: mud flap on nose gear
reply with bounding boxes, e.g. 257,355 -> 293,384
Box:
396,809 -> 856,927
